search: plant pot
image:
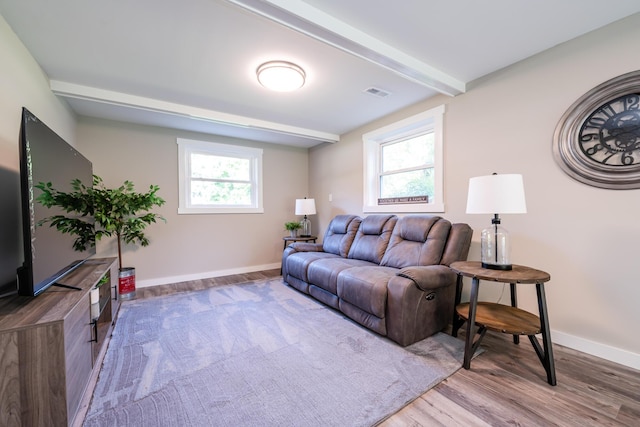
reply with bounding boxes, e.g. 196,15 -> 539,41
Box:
289,230 -> 298,238
119,267 -> 136,300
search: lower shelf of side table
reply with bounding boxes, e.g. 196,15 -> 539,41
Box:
456,302 -> 541,335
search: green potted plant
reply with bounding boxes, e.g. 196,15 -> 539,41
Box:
285,221 -> 302,237
35,175 -> 165,298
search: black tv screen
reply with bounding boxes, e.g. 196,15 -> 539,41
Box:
17,108 -> 95,296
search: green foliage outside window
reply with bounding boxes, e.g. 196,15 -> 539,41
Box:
380,133 -> 435,200
190,153 -> 252,205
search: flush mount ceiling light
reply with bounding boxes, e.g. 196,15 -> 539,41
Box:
256,61 -> 306,92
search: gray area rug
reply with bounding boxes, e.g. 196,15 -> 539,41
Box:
84,279 -> 467,426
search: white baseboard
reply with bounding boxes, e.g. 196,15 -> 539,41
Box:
551,330 -> 640,371
135,262 -> 281,289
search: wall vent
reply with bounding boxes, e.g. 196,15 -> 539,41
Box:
364,87 -> 391,98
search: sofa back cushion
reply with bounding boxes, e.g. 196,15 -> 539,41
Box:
347,214 -> 398,264
380,215 -> 451,268
322,215 -> 361,257
440,223 -> 474,266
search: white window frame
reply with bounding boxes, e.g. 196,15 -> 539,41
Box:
177,138 -> 263,214
363,105 -> 445,213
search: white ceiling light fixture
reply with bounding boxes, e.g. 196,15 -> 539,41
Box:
257,60 -> 306,92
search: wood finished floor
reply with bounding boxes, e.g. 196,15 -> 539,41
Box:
134,271 -> 640,427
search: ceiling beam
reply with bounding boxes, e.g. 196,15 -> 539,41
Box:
50,81 -> 340,143
227,0 -> 465,96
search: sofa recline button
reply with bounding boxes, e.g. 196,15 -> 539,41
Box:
425,293 -> 436,301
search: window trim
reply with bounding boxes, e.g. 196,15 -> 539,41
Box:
177,138 -> 264,214
362,105 -> 445,213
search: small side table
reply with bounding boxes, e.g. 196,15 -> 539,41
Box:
282,235 -> 317,250
450,261 -> 556,386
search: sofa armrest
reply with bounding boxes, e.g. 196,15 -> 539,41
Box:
396,265 -> 457,292
288,242 -> 324,252
282,242 -> 325,279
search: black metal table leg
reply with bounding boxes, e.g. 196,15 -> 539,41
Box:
452,274 -> 464,337
463,276 -> 480,369
510,282 -> 519,344
536,282 -> 557,386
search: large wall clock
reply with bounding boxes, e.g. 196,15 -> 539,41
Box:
553,70 -> 640,189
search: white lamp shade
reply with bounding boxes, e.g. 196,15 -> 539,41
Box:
466,174 -> 527,214
295,198 -> 316,215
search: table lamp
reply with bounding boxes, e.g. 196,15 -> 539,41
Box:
466,173 -> 527,270
295,198 -> 316,237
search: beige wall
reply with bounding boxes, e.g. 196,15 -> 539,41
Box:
76,118 -> 309,287
310,14 -> 640,368
0,15 -> 76,289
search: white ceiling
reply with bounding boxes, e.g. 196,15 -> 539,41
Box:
1,0 -> 639,148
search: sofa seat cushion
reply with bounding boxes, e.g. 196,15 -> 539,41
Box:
336,266 -> 398,318
307,258 -> 376,295
286,251 -> 342,283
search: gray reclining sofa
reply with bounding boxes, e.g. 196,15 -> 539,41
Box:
282,214 -> 473,346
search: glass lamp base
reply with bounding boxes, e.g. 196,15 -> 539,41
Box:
480,224 -> 512,271
481,262 -> 513,271
300,217 -> 311,237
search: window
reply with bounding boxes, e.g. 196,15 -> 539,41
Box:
177,138 -> 263,214
363,105 -> 444,213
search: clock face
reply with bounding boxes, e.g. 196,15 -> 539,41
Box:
553,70 -> 640,189
578,93 -> 640,166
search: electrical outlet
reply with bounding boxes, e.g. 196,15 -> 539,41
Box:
329,193 -> 333,202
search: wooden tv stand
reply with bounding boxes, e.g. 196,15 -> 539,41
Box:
0,257 -> 120,427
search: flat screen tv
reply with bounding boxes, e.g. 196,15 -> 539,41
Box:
17,108 -> 95,296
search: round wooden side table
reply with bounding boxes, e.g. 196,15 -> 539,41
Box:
450,261 -> 556,386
